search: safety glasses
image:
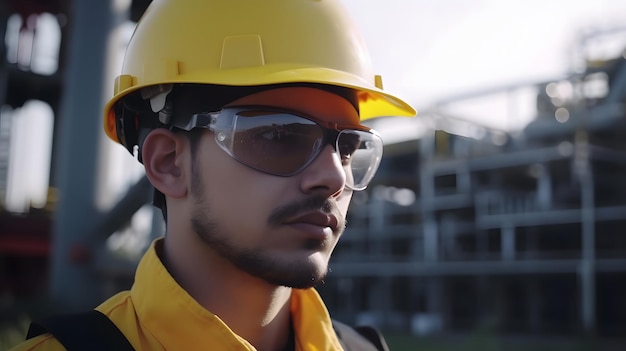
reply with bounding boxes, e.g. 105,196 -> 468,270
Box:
174,106 -> 383,190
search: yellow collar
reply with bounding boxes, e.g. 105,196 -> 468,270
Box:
130,238 -> 343,350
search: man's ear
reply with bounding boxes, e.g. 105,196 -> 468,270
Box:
141,129 -> 188,199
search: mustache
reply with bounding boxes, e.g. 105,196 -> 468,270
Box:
268,195 -> 346,231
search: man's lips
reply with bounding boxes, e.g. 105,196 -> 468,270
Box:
283,211 -> 339,233
267,195 -> 345,238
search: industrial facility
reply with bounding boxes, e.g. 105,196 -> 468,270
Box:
321,27 -> 626,338
0,0 -> 625,347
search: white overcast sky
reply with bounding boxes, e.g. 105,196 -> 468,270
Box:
341,0 -> 626,107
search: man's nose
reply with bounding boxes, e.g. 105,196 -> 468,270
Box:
299,144 -> 347,196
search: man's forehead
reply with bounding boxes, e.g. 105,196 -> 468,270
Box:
225,87 -> 361,127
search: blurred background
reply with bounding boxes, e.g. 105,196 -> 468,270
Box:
1,0 -> 626,350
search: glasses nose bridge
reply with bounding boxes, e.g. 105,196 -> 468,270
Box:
306,126 -> 345,167
320,127 -> 341,152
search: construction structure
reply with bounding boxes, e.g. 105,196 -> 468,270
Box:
320,27 -> 626,338
0,0 -> 625,342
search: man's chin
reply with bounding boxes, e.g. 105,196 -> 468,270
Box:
257,258 -> 328,289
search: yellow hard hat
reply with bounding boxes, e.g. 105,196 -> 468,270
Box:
103,0 -> 416,146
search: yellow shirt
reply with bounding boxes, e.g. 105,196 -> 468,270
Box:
12,239 -> 344,350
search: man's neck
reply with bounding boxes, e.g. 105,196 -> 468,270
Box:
162,234 -> 294,351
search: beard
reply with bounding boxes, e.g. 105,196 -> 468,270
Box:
190,211 -> 328,289
189,168 -> 346,288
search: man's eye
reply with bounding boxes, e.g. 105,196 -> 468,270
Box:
338,143 -> 357,166
338,133 -> 361,161
339,143 -> 356,158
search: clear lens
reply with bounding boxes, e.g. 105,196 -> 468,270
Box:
337,130 -> 383,190
229,111 -> 325,175
187,108 -> 383,190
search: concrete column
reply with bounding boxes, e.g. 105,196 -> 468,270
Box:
501,224 -> 516,261
576,134 -> 596,334
49,0 -> 127,311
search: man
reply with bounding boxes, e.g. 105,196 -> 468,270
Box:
13,0 -> 415,350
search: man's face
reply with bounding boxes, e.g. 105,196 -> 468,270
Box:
187,87 -> 361,288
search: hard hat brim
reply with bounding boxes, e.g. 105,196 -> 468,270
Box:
103,66 -> 416,144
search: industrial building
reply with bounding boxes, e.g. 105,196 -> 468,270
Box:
320,27 -> 626,338
0,0 -> 624,345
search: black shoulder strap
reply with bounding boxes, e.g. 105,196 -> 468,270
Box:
332,319 -> 390,351
27,310 -> 385,351
26,310 -> 135,351
353,325 -> 390,351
